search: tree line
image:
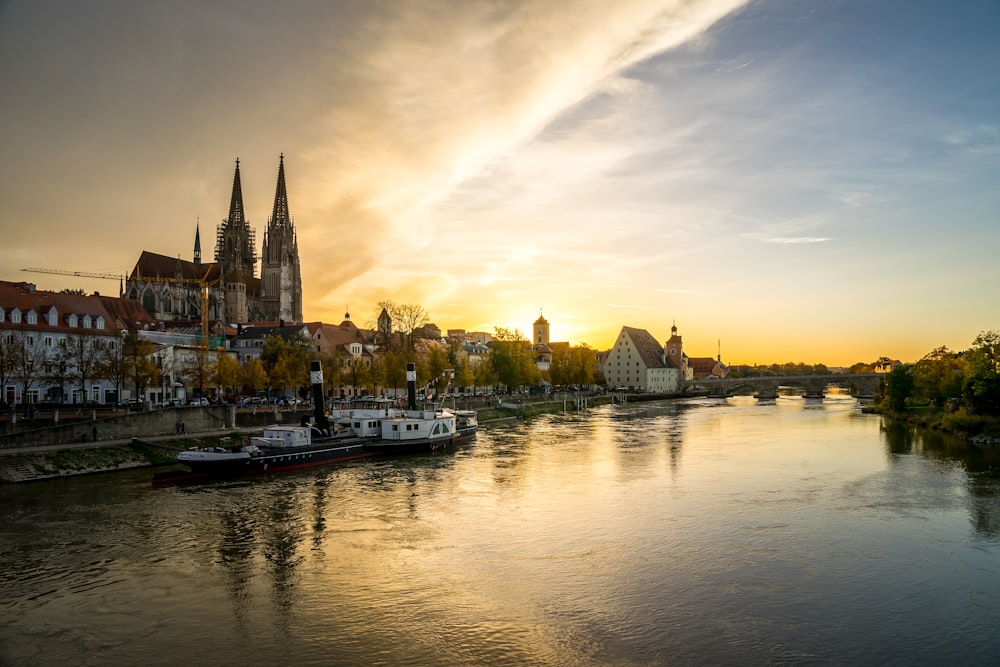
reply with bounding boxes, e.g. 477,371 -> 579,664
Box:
881,331 -> 1000,422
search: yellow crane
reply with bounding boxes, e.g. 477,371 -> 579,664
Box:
132,269 -> 220,350
21,266 -> 219,350
21,267 -> 122,280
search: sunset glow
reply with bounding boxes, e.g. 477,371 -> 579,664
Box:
1,1 -> 997,366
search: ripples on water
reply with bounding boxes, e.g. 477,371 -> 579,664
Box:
2,396 -> 1000,666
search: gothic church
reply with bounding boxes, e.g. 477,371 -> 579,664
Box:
125,156 -> 303,325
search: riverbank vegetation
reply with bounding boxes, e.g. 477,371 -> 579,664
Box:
877,330 -> 1000,441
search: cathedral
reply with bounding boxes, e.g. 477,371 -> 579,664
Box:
125,156 -> 303,326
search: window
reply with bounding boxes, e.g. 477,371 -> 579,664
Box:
11,309 -> 21,324
47,308 -> 58,326
68,315 -> 78,328
44,336 -> 52,347
25,336 -> 34,346
96,316 -> 105,330
0,308 -> 5,322
83,315 -> 92,329
27,311 -> 37,325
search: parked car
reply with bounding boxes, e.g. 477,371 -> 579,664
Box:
189,397 -> 209,406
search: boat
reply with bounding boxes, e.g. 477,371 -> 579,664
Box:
156,361 -> 378,483
453,409 -> 478,439
156,362 -> 475,483
370,407 -> 458,453
173,424 -> 376,476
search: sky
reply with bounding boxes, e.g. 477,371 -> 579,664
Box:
1,0 -> 997,367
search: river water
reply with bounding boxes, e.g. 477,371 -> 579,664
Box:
2,396 -> 1000,666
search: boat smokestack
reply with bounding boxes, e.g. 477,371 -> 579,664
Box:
407,362 -> 417,410
310,360 -> 330,433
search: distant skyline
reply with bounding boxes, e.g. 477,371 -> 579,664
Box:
1,1 -> 997,367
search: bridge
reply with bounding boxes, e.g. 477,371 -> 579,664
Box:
682,374 -> 883,400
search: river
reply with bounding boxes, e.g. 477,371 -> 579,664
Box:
2,395 -> 999,666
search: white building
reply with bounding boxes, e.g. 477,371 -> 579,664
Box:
602,324 -> 692,393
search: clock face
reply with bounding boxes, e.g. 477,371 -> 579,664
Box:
670,348 -> 677,355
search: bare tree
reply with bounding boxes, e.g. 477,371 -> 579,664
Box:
12,330 -> 47,411
373,300 -> 428,351
65,332 -> 105,404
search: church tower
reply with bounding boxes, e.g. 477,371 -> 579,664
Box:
215,158 -> 257,323
260,154 -> 303,323
534,311 -> 549,346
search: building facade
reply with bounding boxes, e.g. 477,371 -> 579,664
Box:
0,281 -> 156,407
602,324 -> 691,393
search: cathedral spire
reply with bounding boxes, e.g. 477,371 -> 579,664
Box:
215,157 -> 257,286
271,152 -> 291,227
193,218 -> 202,266
228,158 -> 246,227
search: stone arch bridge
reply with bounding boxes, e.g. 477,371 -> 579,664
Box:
682,374 -> 883,400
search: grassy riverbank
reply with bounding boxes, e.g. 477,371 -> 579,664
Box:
865,403 -> 1000,446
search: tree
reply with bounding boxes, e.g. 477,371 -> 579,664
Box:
318,350 -> 344,400
45,338 -> 73,402
64,332 -> 105,404
97,337 -> 125,403
490,327 -> 540,392
181,349 -> 212,398
244,357 -> 268,395
12,330 -> 47,409
380,347 -> 409,394
123,334 -> 160,402
213,353 -> 243,401
373,300 -> 428,351
962,330 -> 1000,416
0,331 -> 18,409
260,333 -> 311,397
421,345 -> 451,396
911,346 -> 964,406
883,364 -> 913,412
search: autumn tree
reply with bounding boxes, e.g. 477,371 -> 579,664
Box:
180,349 -> 212,398
911,346 -> 965,406
244,357 -> 268,395
490,327 -> 540,392
213,353 -> 244,401
260,333 -> 312,397
962,330 -> 1000,416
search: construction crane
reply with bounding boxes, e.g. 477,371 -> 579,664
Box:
21,266 -> 219,350
21,267 -> 122,280
133,268 -> 220,350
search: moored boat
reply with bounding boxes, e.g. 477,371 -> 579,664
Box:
453,409 -> 478,439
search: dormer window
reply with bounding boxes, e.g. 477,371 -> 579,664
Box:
27,311 -> 37,325
68,314 -> 78,328
11,309 -> 21,324
350,343 -> 362,356
0,307 -> 5,323
47,307 -> 58,326
83,315 -> 92,329
96,316 -> 105,330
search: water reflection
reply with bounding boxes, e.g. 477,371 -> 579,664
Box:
2,399 -> 1000,666
881,416 -> 1000,539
